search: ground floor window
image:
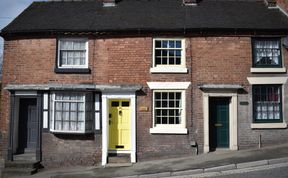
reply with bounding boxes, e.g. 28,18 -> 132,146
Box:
253,85 -> 282,123
153,90 -> 185,128
50,92 -> 93,133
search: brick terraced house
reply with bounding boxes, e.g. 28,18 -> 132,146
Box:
0,0 -> 288,168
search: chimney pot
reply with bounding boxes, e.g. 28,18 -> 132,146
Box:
264,0 -> 277,7
103,0 -> 116,7
183,0 -> 198,6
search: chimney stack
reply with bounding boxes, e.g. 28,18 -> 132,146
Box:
103,0 -> 116,7
264,0 -> 277,8
183,0 -> 198,6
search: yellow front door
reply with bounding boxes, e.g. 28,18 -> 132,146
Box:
109,100 -> 131,150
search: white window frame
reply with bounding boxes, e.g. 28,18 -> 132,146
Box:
150,38 -> 187,73
50,92 -> 89,134
57,38 -> 89,69
150,90 -> 187,134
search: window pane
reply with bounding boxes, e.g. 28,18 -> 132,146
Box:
176,41 -> 181,48
169,41 -> 175,48
162,41 -> 168,48
155,40 -> 161,48
70,122 -> 77,131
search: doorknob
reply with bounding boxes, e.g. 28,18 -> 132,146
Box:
119,110 -> 122,115
214,123 -> 223,127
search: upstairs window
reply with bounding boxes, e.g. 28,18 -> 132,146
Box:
57,39 -> 88,69
252,38 -> 282,68
151,38 -> 187,73
253,85 -> 282,123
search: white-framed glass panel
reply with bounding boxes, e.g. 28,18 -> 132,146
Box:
50,92 -> 93,133
152,90 -> 186,129
153,39 -> 185,67
58,38 -> 88,68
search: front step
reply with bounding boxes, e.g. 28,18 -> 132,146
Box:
2,161 -> 41,178
108,153 -> 130,164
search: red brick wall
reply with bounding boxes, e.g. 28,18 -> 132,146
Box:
190,37 -> 252,151
1,35 -> 288,166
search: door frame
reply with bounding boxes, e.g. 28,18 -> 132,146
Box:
101,92 -> 136,166
7,91 -> 42,161
203,91 -> 238,153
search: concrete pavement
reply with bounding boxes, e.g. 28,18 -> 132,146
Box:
6,143 -> 288,178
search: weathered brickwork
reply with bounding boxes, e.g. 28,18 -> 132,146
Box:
42,133 -> 102,168
1,35 -> 288,166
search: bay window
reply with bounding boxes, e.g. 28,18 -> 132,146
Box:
50,92 -> 93,133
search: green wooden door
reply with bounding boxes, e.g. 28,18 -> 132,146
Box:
209,98 -> 229,150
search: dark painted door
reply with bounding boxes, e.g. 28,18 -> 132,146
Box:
18,99 -> 38,153
27,105 -> 38,149
209,98 -> 229,150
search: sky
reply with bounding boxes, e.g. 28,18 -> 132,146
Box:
0,0 -> 35,55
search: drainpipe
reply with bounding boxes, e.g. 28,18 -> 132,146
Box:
258,134 -> 262,148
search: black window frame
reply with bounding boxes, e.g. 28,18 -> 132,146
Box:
252,84 -> 283,123
252,38 -> 282,68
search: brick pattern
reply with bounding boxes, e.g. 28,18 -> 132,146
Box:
1,35 -> 288,166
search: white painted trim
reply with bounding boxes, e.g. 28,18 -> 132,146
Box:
15,91 -> 37,96
101,92 -> 136,166
250,68 -> 286,73
43,93 -> 48,110
147,82 -> 191,90
43,111 -> 48,129
150,67 -> 188,73
95,94 -> 101,130
203,92 -> 238,153
101,94 -> 108,166
149,128 -> 187,134
251,123 -> 287,129
247,77 -> 288,84
95,112 -> 101,130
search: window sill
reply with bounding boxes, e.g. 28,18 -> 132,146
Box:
54,68 -> 91,74
50,130 -> 93,134
150,67 -> 188,74
251,123 -> 287,129
250,67 -> 286,73
149,127 -> 188,134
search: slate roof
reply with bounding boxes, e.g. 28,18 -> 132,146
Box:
1,0 -> 288,36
